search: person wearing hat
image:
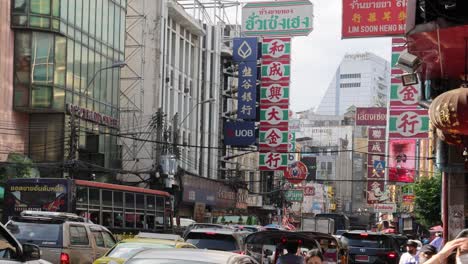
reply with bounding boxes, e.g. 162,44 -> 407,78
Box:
418,244 -> 437,263
399,240 -> 419,264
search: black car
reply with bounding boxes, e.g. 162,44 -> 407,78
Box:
340,231 -> 404,264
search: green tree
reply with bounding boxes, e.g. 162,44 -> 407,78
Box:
412,173 -> 442,228
0,153 -> 39,184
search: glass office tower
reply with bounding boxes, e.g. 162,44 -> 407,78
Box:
10,0 -> 126,178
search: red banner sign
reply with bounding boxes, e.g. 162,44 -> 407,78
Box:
368,128 -> 386,140
342,0 -> 407,38
355,107 -> 387,126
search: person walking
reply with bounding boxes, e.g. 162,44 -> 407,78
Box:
430,232 -> 444,252
418,244 -> 437,263
399,240 -> 419,264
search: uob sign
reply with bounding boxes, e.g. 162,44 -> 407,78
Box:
224,122 -> 256,146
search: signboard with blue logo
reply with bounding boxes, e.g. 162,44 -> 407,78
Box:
224,122 -> 256,146
233,37 -> 258,62
373,160 -> 385,172
237,61 -> 258,120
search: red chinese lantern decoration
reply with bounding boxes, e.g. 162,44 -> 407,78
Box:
436,129 -> 464,145
429,87 -> 468,135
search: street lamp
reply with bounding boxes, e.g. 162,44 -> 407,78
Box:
178,98 -> 215,127
160,98 -> 215,188
66,61 -> 127,177
86,61 -> 127,94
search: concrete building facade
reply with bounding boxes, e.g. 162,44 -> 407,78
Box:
316,52 -> 390,116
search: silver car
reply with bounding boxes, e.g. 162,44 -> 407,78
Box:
6,211 -> 116,264
125,248 -> 259,264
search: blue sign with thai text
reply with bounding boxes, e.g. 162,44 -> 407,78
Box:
237,61 -> 257,120
224,122 -> 256,146
233,37 -> 258,62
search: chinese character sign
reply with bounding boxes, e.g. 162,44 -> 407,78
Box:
367,180 -> 391,204
388,139 -> 416,183
342,0 -> 407,38
259,152 -> 288,170
242,0 -> 314,37
237,61 -> 258,120
259,37 -> 291,171
389,109 -> 429,138
262,38 -> 291,62
369,128 -> 386,140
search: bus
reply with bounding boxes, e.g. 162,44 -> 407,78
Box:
315,213 -> 350,233
2,178 -> 173,234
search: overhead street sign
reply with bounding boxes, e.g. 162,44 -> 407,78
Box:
242,0 -> 314,37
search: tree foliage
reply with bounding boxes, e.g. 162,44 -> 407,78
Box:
0,153 -> 40,185
412,173 -> 442,228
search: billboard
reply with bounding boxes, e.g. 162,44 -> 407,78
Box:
242,0 -> 314,37
342,0 -> 407,38
355,107 -> 387,126
388,139 -> 416,183
224,122 -> 256,146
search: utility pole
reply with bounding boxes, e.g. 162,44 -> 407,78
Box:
66,109 -> 79,177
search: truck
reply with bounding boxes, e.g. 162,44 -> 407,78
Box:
301,217 -> 335,234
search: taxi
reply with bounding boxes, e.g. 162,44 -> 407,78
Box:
93,233 -> 196,264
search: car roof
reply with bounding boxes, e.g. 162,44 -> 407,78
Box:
187,228 -> 238,235
128,248 -> 252,262
120,238 -> 179,246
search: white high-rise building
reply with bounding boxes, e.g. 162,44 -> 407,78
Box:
316,52 -> 390,115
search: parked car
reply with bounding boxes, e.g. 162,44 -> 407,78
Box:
124,248 -> 259,264
182,223 -> 236,238
6,211 -> 117,264
340,231 -> 404,264
232,225 -> 265,233
92,235 -> 196,264
0,221 -> 50,263
184,228 -> 249,253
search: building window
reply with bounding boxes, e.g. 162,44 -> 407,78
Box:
340,82 -> 361,88
340,73 -> 361,79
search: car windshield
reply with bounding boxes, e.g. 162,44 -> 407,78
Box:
107,242 -> 174,259
6,221 -> 62,248
342,234 -> 392,248
186,233 -> 238,251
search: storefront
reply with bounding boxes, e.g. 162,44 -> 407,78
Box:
180,174 -> 236,222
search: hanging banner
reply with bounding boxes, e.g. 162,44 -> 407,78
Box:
342,0 -> 408,39
237,61 -> 258,120
242,0 -> 314,37
260,83 -> 290,106
388,139 -> 416,183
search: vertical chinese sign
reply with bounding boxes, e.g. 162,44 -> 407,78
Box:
224,38 -> 259,147
388,37 -> 429,183
233,37 -> 258,120
259,37 -> 291,170
355,107 -> 389,205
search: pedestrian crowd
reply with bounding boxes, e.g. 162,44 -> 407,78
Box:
399,230 -> 468,264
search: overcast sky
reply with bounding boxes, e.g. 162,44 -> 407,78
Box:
227,0 -> 393,112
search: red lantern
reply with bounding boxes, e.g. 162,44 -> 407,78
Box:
436,129 -> 464,145
429,87 -> 468,135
